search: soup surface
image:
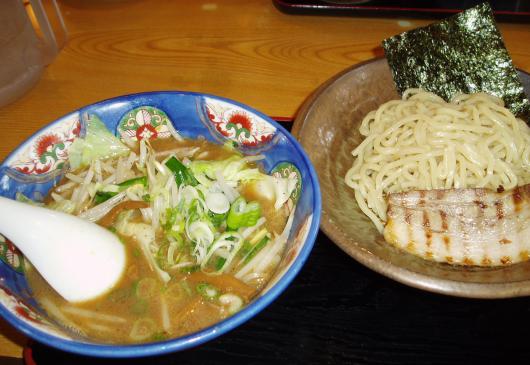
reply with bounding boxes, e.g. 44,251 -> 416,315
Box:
25,119 -> 298,343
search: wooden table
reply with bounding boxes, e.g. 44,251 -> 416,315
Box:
0,0 -> 529,361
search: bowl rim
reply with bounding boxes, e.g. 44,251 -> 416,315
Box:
0,90 -> 322,357
292,57 -> 530,299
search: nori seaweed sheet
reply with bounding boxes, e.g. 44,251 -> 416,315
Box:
382,2 -> 530,122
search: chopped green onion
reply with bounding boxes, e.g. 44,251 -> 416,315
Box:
226,197 -> 261,230
243,236 -> 269,265
167,230 -> 184,244
94,191 -> 117,204
129,317 -> 156,341
130,299 -> 148,315
151,332 -> 169,341
181,265 -> 200,274
118,176 -> 147,188
163,207 -> 178,231
205,192 -> 230,214
156,243 -> 170,270
94,176 -> 148,204
249,228 -> 268,245
196,283 -> 219,300
165,156 -> 198,186
208,211 -> 227,227
215,257 -> 227,271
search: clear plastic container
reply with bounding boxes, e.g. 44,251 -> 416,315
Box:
0,0 -> 67,108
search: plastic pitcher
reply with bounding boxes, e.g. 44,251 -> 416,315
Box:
0,0 -> 67,108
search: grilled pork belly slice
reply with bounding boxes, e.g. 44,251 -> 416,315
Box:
383,184 -> 530,266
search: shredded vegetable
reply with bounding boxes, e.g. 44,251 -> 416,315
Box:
68,114 -> 129,170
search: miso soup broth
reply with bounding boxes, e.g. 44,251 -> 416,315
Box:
26,233 -> 256,343
25,118 -> 298,344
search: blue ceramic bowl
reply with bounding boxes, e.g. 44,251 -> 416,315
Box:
0,92 -> 321,357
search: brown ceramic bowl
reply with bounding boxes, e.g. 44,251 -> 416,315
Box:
292,57 -> 530,298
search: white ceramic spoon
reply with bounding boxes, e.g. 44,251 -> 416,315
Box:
0,196 -> 126,302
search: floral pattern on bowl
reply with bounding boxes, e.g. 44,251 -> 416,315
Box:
0,285 -> 73,341
118,106 -> 172,141
271,162 -> 302,205
7,114 -> 81,176
0,234 -> 24,273
200,96 -> 277,149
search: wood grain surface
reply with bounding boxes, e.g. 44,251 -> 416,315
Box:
0,0 -> 529,360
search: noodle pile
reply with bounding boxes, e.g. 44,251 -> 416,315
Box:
345,88 -> 530,232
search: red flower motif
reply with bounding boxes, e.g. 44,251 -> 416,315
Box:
34,165 -> 52,174
35,134 -> 61,157
136,124 -> 158,140
243,140 -> 258,147
0,285 -> 13,297
228,112 -> 253,131
258,134 -> 273,143
217,126 -> 231,137
6,240 -> 17,254
15,306 -> 41,324
207,110 -> 215,122
15,166 -> 32,174
71,120 -> 81,138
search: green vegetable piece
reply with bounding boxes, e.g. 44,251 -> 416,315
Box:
118,176 -> 147,188
131,299 -> 148,315
166,229 -> 184,243
181,265 -> 200,274
243,236 -> 269,265
156,243 -> 170,270
94,191 -> 117,204
68,114 -> 130,170
163,207 -> 178,231
94,176 -> 147,205
227,197 -> 261,230
243,201 -> 261,227
151,332 -> 169,342
215,257 -> 227,271
239,241 -> 252,257
196,283 -> 219,300
165,156 -> 198,186
208,211 -> 227,228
